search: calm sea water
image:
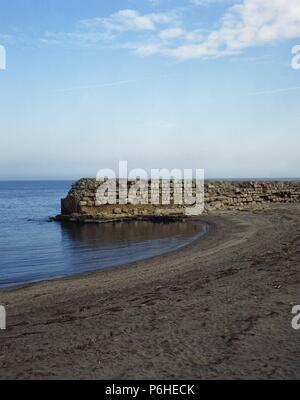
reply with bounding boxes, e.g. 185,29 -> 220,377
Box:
0,181 -> 206,288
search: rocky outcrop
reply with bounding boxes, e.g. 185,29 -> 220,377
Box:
56,179 -> 300,222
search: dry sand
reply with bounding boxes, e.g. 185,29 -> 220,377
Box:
0,205 -> 300,379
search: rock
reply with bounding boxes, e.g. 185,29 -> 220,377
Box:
57,178 -> 300,220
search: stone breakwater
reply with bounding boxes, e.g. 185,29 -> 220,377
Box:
56,179 -> 300,222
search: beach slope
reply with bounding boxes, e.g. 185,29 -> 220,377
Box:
0,205 -> 300,379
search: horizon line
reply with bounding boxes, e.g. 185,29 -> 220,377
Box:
1,177 -> 300,182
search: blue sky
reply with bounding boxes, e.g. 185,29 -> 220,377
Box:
0,0 -> 300,179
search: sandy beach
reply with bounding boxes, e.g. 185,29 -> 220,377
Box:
0,204 -> 299,380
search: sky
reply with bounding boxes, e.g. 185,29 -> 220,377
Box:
0,0 -> 300,180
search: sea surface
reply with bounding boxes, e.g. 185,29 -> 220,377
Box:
0,181 -> 206,288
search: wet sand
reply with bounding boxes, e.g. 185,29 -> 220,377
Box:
0,204 -> 300,379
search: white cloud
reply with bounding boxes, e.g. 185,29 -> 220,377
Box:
0,33 -> 15,44
158,27 -> 204,42
42,1 -> 300,60
190,0 -> 231,5
81,9 -> 176,33
132,0 -> 300,60
210,0 -> 300,50
42,9 -> 178,46
134,43 -> 162,56
159,27 -> 185,40
41,31 -> 109,46
177,0 -> 300,59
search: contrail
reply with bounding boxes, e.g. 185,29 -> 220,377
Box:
242,86 -> 300,97
55,73 -> 176,93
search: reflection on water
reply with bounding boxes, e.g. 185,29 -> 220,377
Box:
62,220 -> 203,246
59,220 -> 206,279
0,181 -> 207,288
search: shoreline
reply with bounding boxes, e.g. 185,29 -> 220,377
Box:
53,214 -> 191,223
0,219 -> 210,291
1,205 -> 300,379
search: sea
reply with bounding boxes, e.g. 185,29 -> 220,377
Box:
0,181 -> 205,288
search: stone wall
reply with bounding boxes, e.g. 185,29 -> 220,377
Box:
58,179 -> 300,221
